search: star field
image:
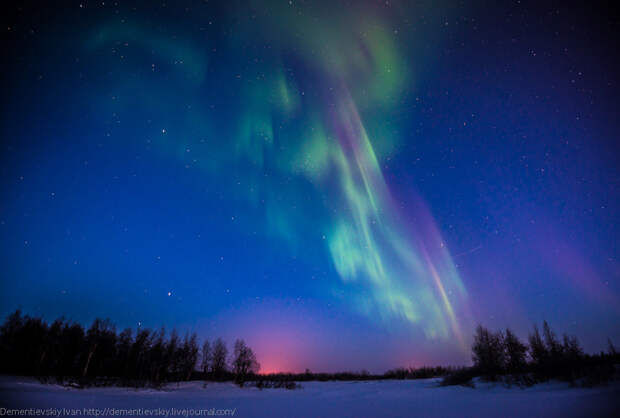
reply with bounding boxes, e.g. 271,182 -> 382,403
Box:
0,0 -> 618,372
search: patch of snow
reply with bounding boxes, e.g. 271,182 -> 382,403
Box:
0,376 -> 618,417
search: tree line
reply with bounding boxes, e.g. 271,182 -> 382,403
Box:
0,310 -> 258,387
442,321 -> 618,387
1,310 -> 617,388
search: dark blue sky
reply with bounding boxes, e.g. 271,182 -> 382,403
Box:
1,0 -> 618,372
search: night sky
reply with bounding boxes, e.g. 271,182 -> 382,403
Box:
1,1 -> 618,373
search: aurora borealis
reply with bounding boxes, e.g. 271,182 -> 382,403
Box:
1,1 -> 618,372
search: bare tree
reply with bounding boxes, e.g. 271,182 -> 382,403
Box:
201,340 -> 211,375
179,333 -> 199,381
166,329 -> 180,379
211,338 -> 228,379
232,339 -> 259,386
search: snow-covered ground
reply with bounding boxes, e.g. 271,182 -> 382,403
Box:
1,376 -> 618,417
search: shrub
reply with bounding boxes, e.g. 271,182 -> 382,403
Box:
440,367 -> 476,387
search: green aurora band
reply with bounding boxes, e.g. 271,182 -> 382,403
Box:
86,1 -> 470,345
